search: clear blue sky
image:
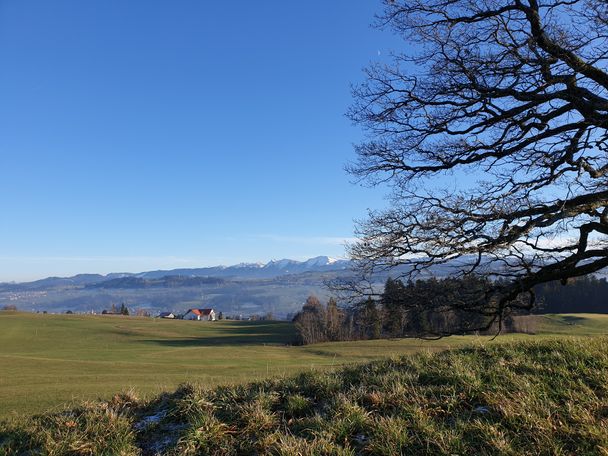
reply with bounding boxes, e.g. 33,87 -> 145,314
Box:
0,1 -> 399,282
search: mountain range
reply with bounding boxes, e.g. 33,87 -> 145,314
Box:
0,256 -> 481,317
0,256 -> 351,291
0,257 -> 354,317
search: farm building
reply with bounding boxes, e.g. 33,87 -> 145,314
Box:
158,312 -> 175,319
183,308 -> 216,321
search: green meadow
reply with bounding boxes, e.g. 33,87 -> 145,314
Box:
1,311 -> 607,418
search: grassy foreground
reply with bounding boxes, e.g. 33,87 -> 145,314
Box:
1,312 -> 608,419
2,337 -> 607,455
0,312 -> 467,418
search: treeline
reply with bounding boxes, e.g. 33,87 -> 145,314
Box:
292,296 -> 349,345
534,275 -> 608,314
101,303 -> 130,315
293,274 -> 608,344
293,276 -> 538,344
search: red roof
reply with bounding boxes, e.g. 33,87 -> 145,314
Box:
187,308 -> 214,316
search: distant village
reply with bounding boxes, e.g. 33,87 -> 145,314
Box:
159,308 -> 217,321
101,305 -> 276,321
1,303 -> 278,321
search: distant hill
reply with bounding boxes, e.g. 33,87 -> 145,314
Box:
5,255 -> 606,318
0,274 -> 108,292
0,255 -> 501,293
135,256 -> 351,280
86,275 -> 225,289
0,256 -> 351,291
0,256 -> 354,317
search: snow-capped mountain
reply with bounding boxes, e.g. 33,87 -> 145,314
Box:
264,259 -> 301,270
260,256 -> 349,274
0,257 -> 353,292
303,256 -> 344,268
229,262 -> 265,269
125,256 -> 351,280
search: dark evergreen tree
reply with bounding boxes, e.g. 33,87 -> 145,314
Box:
356,298 -> 382,340
381,278 -> 407,337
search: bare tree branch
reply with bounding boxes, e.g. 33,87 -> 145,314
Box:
345,0 -> 608,332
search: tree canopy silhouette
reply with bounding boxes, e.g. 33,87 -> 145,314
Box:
347,0 -> 608,330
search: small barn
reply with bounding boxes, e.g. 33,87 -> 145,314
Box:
183,308 -> 216,321
158,312 -> 175,319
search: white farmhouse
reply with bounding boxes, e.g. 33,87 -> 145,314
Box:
183,308 -> 216,321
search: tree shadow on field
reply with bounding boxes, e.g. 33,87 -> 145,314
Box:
140,322 -> 297,347
560,315 -> 586,325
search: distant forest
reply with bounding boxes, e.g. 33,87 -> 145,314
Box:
534,275 -> 608,314
292,274 -> 608,344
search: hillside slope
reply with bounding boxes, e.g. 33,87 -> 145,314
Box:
2,337 -> 607,455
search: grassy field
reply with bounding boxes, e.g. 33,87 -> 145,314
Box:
1,311 -> 607,419
2,337 -> 607,455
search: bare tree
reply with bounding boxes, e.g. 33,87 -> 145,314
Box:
293,295 -> 328,344
347,0 -> 608,330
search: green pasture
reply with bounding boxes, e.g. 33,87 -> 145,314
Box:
0,311 -> 606,418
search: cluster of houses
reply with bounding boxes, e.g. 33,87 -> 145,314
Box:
157,308 -> 217,321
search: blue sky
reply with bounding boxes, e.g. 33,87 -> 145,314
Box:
0,1 -> 401,281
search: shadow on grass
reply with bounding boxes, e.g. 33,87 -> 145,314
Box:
113,321 -> 296,348
559,315 -> 587,325
300,348 -> 346,358
0,425 -> 40,454
140,336 -> 296,347
140,322 -> 298,347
